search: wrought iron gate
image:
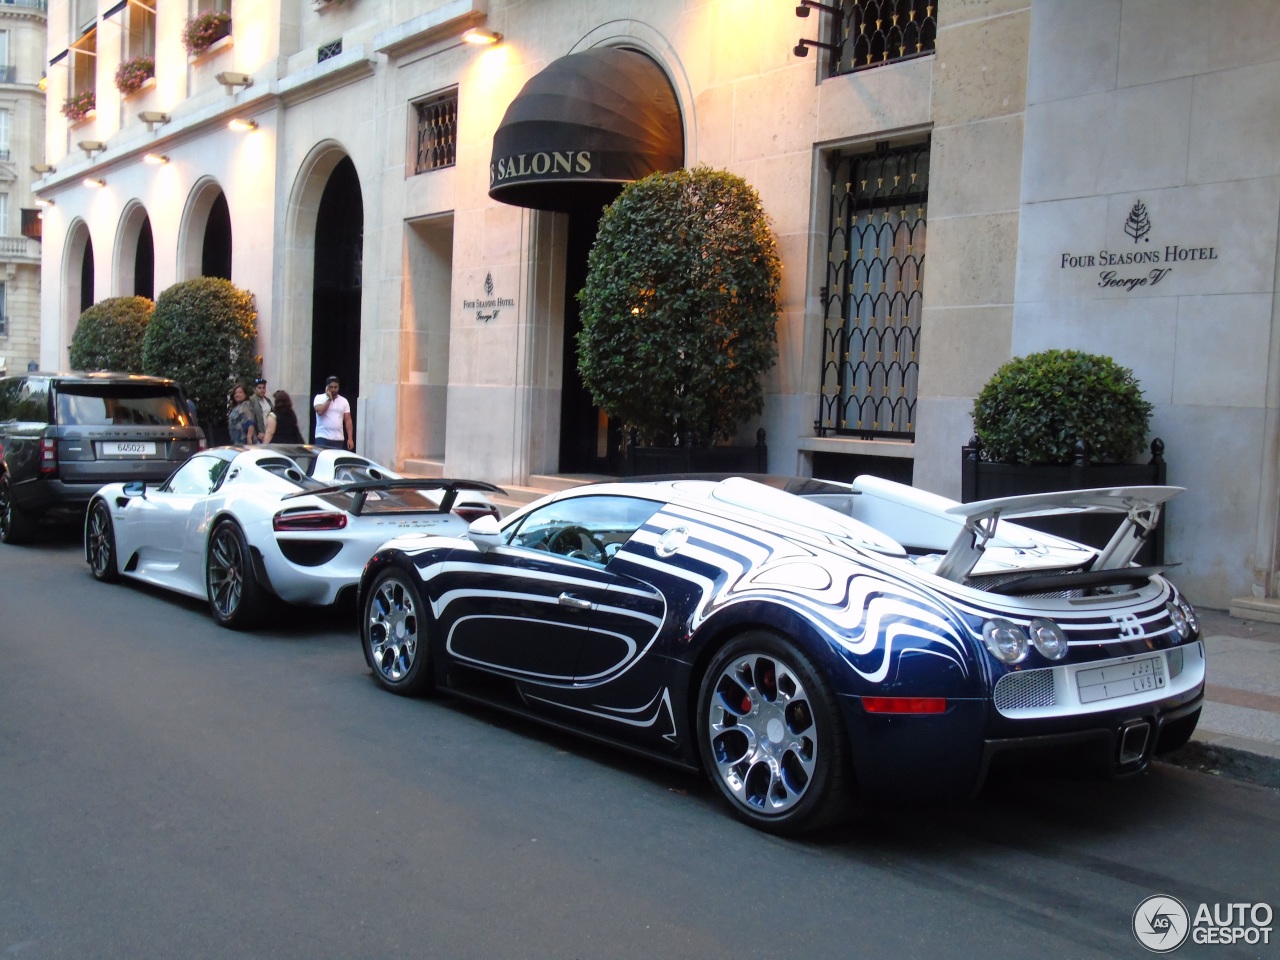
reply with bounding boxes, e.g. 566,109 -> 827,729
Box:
816,143 -> 928,439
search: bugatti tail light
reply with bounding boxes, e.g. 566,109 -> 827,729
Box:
1028,618 -> 1069,660
273,510 -> 348,532
982,618 -> 1028,664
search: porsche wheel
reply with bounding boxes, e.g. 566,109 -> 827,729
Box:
363,567 -> 434,696
206,519 -> 264,629
0,473 -> 36,545
85,499 -> 120,582
697,632 -> 852,835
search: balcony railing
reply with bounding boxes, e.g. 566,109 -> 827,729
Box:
0,235 -> 40,258
0,0 -> 48,11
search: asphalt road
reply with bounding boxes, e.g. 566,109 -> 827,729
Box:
2,526 -> 1278,959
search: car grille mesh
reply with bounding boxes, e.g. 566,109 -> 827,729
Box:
964,571 -> 1085,599
993,669 -> 1056,712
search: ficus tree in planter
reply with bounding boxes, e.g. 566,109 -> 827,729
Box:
141,277 -> 260,439
576,165 -> 781,450
69,296 -> 154,373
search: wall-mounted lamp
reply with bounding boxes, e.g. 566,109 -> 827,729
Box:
228,117 -> 258,132
138,110 -> 171,131
794,1 -> 841,58
34,197 -> 54,207
143,153 -> 169,165
795,1 -> 841,16
216,71 -> 253,93
31,163 -> 55,174
793,37 -> 839,58
78,140 -> 106,158
462,28 -> 502,45
83,177 -> 106,189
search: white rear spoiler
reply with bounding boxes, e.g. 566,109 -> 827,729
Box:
936,485 -> 1183,582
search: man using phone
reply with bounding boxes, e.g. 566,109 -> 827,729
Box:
313,376 -> 354,450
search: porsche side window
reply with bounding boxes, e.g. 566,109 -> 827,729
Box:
162,456 -> 228,496
506,495 -> 661,565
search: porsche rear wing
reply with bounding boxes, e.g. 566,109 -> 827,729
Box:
935,485 -> 1184,582
284,478 -> 506,517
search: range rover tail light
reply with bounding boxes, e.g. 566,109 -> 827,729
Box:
273,510 -> 347,532
39,437 -> 57,477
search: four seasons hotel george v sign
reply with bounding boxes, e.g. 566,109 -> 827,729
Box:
1058,200 -> 1220,293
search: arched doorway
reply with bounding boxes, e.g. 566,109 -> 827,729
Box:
488,46 -> 684,474
309,156 -> 363,443
202,193 -> 232,280
63,219 -> 94,355
114,202 -> 154,300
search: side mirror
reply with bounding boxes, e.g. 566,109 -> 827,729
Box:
123,480 -> 147,499
467,513 -> 503,553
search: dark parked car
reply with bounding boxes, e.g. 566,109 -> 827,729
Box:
0,371 -> 204,543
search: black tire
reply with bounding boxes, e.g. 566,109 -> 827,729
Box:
696,631 -> 852,835
0,472 -> 37,545
1155,707 -> 1201,755
85,498 -> 121,582
362,566 -> 435,696
205,519 -> 264,629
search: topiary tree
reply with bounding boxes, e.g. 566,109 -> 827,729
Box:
971,349 -> 1153,465
142,277 -> 260,432
69,296 -> 154,373
576,165 -> 781,447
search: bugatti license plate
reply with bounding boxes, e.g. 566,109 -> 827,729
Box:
1076,655 -> 1166,704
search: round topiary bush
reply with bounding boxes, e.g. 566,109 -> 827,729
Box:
142,277 -> 260,430
69,296 -> 154,373
971,349 -> 1153,465
576,165 -> 781,447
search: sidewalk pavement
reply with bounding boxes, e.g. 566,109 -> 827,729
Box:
1189,608 -> 1280,763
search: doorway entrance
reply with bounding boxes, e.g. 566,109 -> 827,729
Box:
309,156 -> 363,443
558,207 -> 619,474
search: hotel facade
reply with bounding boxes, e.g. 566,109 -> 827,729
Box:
36,0 -> 1280,608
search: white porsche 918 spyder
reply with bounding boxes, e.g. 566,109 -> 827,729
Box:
83,444 -> 503,629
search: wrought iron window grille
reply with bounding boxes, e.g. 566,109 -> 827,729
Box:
413,90 -> 457,174
821,0 -> 938,76
816,142 -> 929,440
318,39 -> 342,63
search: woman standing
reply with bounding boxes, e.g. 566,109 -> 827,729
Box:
263,390 -> 305,444
227,382 -> 258,445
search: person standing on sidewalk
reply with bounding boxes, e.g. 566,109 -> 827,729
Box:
313,375 -> 353,450
251,377 -> 273,443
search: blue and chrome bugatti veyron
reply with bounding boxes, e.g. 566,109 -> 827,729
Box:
356,474 -> 1204,834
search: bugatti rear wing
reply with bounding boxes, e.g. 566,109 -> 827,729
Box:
935,485 -> 1184,582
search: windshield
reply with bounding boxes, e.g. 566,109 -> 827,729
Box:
56,384 -> 191,427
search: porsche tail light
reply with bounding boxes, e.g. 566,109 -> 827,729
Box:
39,437 -> 57,477
862,697 -> 947,714
454,503 -> 500,523
273,510 -> 347,532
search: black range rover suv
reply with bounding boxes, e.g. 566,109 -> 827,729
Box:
0,372 -> 204,543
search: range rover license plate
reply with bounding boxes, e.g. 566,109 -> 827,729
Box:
101,441 -> 156,456
1076,655 -> 1165,704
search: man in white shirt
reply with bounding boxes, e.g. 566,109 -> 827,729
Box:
313,376 -> 353,450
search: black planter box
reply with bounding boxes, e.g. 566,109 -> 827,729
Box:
961,439 -> 1167,564
625,430 -> 767,477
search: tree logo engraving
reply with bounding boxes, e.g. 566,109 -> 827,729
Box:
484,272 -> 494,296
1124,201 -> 1151,243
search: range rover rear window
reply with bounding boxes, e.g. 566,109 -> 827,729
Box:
56,385 -> 192,427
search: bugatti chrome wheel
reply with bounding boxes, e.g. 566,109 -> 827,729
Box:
698,632 -> 850,834
363,568 -> 434,696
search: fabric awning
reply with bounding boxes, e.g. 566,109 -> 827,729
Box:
489,47 -> 684,212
